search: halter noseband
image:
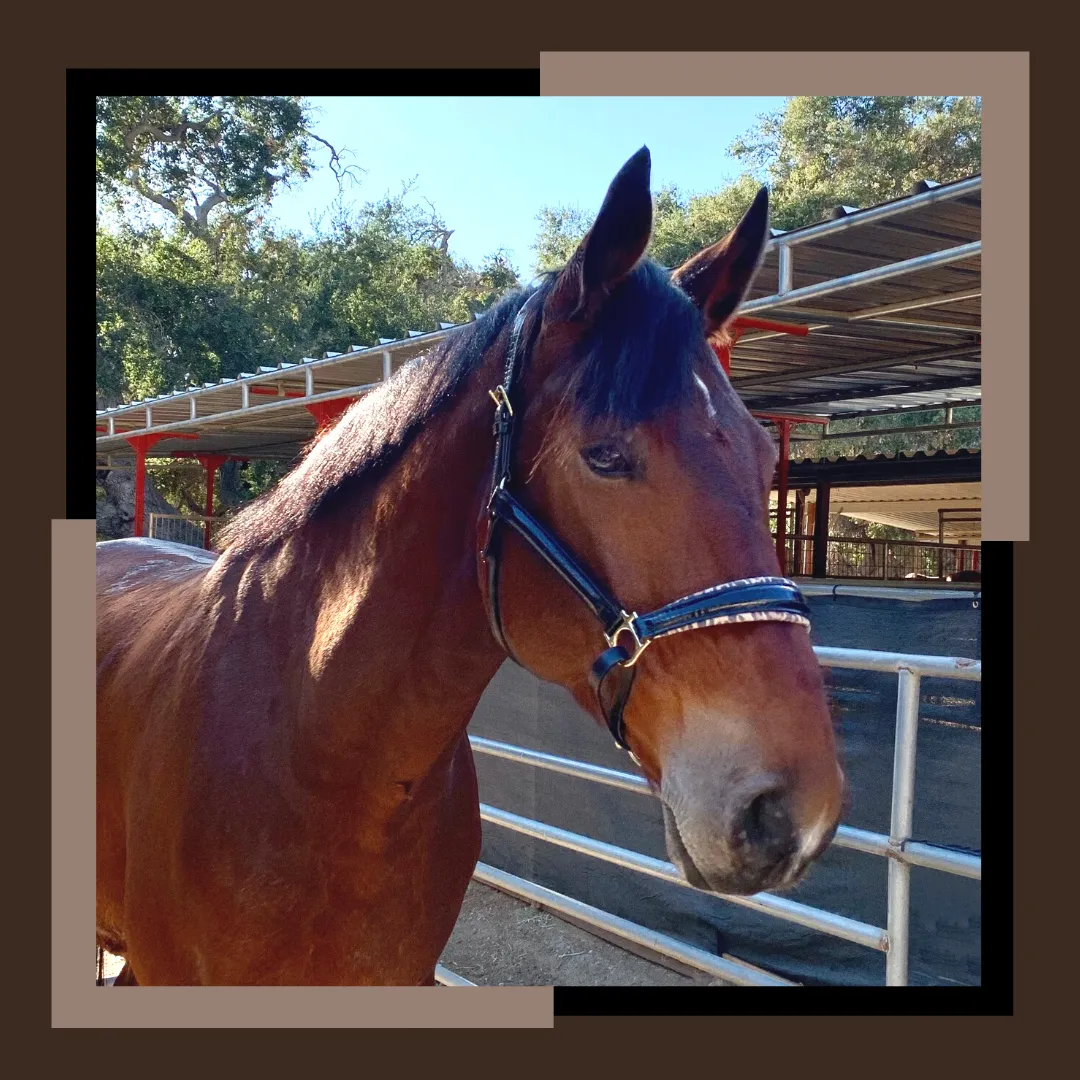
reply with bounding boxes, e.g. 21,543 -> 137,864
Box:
479,291 -> 812,765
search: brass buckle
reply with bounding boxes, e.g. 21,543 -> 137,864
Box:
488,385 -> 513,416
605,612 -> 650,667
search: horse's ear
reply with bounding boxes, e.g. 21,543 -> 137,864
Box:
671,186 -> 770,334
550,146 -> 654,320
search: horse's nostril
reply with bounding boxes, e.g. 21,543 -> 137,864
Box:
737,790 -> 795,864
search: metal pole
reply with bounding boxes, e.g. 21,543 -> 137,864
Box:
473,862 -> 796,986
775,419 -> 791,572
886,667 -> 921,986
812,481 -> 830,578
740,242 -> 981,316
778,242 -> 792,294
204,462 -> 216,550
133,440 -> 147,537
766,176 -> 981,250
434,965 -> 476,987
479,803 -> 888,951
794,489 -> 806,575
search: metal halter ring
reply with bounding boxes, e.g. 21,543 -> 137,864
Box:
488,385 -> 513,416
604,613 -> 651,667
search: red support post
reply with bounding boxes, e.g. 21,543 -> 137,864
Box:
197,454 -> 229,550
124,433 -> 195,537
305,397 -> 359,434
710,325 -> 744,377
711,340 -> 731,376
775,419 -> 792,573
249,386 -> 307,399
732,315 -> 810,337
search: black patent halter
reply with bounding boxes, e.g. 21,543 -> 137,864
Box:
480,290 -> 812,765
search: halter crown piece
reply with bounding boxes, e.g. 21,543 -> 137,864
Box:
480,291 -> 812,766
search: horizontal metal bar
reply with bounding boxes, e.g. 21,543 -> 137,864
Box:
473,862 -> 796,986
470,739 -> 979,877
814,646 -> 981,680
730,344 -> 980,391
786,535 -> 980,555
846,288 -> 981,322
470,736 -> 651,793
434,964 -> 476,987
767,177 -> 981,250
741,242 -> 981,316
479,803 -> 888,952
902,841 -> 981,880
820,397 -> 981,423
796,583 -> 980,602
834,826 -> 890,858
804,420 -> 980,441
96,329 -> 454,420
95,382 -> 382,446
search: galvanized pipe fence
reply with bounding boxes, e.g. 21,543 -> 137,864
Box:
466,645 -> 981,987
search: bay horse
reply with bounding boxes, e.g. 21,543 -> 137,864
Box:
97,147 -> 845,986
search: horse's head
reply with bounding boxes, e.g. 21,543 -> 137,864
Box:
480,147 -> 844,896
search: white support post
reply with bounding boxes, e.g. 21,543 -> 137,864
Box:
383,350 -> 392,381
778,243 -> 792,295
886,667 -> 921,986
305,367 -> 314,396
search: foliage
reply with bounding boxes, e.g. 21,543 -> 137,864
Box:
96,96 -> 355,252
790,405 -> 981,462
532,96 -> 981,270
97,97 -> 523,519
731,96 -> 982,231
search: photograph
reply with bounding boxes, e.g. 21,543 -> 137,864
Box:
85,84 -> 993,1007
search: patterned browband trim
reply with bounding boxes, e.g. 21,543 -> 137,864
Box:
632,577 -> 812,643
640,609 -> 811,641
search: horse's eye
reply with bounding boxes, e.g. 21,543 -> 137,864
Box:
582,443 -> 634,477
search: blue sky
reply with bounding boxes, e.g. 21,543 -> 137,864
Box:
266,97 -> 787,276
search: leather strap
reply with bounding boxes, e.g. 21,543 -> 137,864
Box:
478,287 -> 814,765
590,645 -> 637,754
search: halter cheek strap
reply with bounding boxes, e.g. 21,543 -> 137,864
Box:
479,290 -> 812,764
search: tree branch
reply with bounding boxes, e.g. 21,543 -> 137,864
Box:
194,191 -> 227,231
304,130 -> 364,186
127,170 -> 183,220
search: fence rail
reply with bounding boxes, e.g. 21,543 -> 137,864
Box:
469,645 -> 981,987
147,513 -> 225,550
772,530 -> 981,580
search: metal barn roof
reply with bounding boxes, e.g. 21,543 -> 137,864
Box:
96,175 -> 981,464
823,481 -> 981,540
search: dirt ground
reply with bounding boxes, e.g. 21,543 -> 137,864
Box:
98,881 -> 722,986
440,881 -> 720,986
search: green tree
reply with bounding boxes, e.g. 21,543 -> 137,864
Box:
97,184 -> 522,516
730,96 -> 981,231
532,96 -> 981,271
96,96 -> 358,254
790,405 -> 981,462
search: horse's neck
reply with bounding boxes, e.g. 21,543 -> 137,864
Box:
265,371 -> 506,789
